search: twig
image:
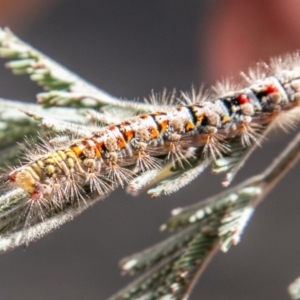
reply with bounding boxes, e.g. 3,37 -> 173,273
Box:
182,241 -> 220,300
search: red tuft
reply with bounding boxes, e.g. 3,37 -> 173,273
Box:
8,172 -> 16,182
237,94 -> 249,105
30,190 -> 42,202
266,84 -> 278,94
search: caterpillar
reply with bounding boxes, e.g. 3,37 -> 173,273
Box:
2,52 -> 300,239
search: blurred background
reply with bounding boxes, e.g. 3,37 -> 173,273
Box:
1,0 -> 300,299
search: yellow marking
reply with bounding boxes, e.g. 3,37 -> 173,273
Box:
185,121 -> 195,132
46,165 -> 56,175
139,114 -> 149,119
192,108 -> 204,126
57,150 -> 67,160
124,129 -> 134,141
45,157 -> 55,165
59,159 -> 71,175
222,115 -> 231,124
70,145 -> 83,157
95,141 -> 104,155
46,152 -> 69,176
149,126 -> 159,139
27,166 -> 40,181
117,135 -> 127,150
31,163 -> 42,177
15,169 -> 36,194
157,119 -> 168,132
94,147 -> 101,158
37,160 -> 44,169
65,149 -> 78,159
196,115 -> 204,126
90,138 -> 102,158
119,122 -> 134,142
51,154 -> 60,167
67,157 -> 75,169
65,149 -> 85,174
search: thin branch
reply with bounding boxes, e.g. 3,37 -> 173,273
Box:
113,131 -> 300,300
254,131 -> 300,204
0,27 -> 111,95
0,28 -> 155,113
182,241 -> 220,300
0,98 -> 87,124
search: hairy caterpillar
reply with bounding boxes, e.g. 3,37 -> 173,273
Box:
1,52 -> 300,248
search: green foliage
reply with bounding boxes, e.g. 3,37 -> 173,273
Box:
0,27 -> 299,300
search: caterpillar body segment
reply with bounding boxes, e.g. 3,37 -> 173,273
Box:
6,53 -> 300,205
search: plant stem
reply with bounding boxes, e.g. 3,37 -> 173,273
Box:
253,132 -> 300,206
182,241 -> 220,300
